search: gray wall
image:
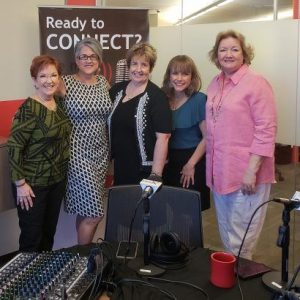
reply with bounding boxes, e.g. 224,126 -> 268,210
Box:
0,0 -> 299,256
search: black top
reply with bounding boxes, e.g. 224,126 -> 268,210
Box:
111,96 -> 141,184
108,80 -> 172,185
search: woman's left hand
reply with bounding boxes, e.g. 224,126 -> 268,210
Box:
241,169 -> 257,195
180,163 -> 195,188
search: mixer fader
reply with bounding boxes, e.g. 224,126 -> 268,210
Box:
0,251 -> 98,299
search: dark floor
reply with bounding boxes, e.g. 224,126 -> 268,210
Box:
202,163 -> 300,272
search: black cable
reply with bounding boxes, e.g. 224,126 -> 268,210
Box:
101,280 -> 118,290
94,239 -> 117,293
95,251 -> 105,294
100,240 -> 117,281
286,263 -> 300,291
147,277 -> 210,300
117,278 -> 177,300
149,253 -> 190,270
87,255 -> 99,300
149,239 -> 191,270
235,198 -> 273,300
96,238 -> 115,265
88,248 -> 104,300
150,259 -> 188,270
96,238 -> 115,257
87,239 -> 117,300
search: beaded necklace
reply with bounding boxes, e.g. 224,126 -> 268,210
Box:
210,77 -> 233,123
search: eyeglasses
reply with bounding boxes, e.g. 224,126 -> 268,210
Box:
78,54 -> 99,61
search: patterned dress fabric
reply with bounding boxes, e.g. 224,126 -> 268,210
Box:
7,97 -> 71,186
62,75 -> 112,217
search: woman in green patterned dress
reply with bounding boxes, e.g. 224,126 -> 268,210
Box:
8,55 -> 72,252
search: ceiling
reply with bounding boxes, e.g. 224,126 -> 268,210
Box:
99,0 -> 293,26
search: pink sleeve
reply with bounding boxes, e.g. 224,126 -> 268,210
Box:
249,77 -> 277,157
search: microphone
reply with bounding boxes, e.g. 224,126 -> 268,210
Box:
273,193 -> 300,209
140,178 -> 162,199
273,198 -> 295,205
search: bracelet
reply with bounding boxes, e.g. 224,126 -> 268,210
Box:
150,172 -> 161,177
15,182 -> 26,188
149,173 -> 162,181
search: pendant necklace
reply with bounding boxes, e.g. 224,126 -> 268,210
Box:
210,78 -> 232,123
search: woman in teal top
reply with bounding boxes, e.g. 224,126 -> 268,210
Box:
8,55 -> 71,252
162,55 -> 210,210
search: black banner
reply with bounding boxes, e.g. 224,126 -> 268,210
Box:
39,7 -> 149,84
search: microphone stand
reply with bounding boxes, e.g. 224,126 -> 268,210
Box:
128,193 -> 165,276
143,195 -> 150,265
262,202 -> 300,292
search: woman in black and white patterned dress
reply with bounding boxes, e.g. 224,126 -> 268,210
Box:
60,38 -> 112,245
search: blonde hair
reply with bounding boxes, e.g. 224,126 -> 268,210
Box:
126,42 -> 157,72
209,30 -> 254,69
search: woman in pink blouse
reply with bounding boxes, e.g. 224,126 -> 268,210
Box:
206,30 -> 277,259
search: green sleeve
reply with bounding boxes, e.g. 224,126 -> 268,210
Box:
7,102 -> 36,182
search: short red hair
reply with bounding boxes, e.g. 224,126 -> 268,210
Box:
30,55 -> 62,78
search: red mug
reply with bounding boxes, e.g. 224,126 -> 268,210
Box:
210,251 -> 236,288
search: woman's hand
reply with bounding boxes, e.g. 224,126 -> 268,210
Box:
180,163 -> 195,188
241,169 -> 257,195
179,120 -> 206,189
241,154 -> 264,195
16,183 -> 35,210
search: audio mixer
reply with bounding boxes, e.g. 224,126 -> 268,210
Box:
0,251 -> 98,299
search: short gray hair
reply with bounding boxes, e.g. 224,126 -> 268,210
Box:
74,37 -> 103,63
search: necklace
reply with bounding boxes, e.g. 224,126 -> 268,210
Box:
34,95 -> 57,111
124,81 -> 147,102
210,95 -> 222,123
210,77 -> 231,123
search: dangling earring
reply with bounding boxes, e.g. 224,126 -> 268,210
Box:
34,85 -> 39,90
